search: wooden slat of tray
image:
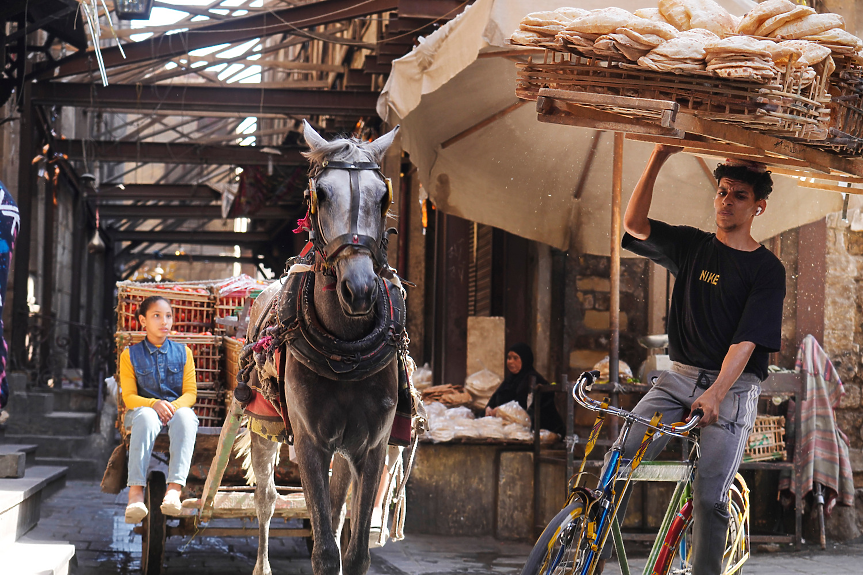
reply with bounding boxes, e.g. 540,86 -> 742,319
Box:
535,90 -> 863,178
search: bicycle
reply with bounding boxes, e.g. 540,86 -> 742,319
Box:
521,370 -> 750,575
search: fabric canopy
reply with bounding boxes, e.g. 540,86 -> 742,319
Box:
377,0 -> 846,254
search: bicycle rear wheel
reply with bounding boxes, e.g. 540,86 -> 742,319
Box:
654,484 -> 748,575
520,501 -> 591,575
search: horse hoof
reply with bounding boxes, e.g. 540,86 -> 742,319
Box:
252,562 -> 272,575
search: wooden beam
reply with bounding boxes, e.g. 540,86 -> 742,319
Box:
441,101 -> 528,150
573,130 -> 603,200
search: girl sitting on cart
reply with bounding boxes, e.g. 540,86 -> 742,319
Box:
119,296 -> 198,524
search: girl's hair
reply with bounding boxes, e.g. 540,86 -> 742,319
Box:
137,296 -> 171,320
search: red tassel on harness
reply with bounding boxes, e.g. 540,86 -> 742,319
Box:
294,210 -> 312,234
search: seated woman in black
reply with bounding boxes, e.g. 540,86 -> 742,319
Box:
485,343 -> 566,436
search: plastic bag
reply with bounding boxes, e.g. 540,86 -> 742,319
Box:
473,416 -> 506,439
540,430 -> 559,444
442,406 -> 475,420
412,363 -> 433,390
503,422 -> 533,442
424,401 -> 448,419
464,369 -> 502,409
495,400 -> 531,428
452,420 -> 480,439
592,355 -> 633,382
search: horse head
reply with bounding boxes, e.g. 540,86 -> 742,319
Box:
301,120 -> 399,317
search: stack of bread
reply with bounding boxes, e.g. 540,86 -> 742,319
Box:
736,0 -> 857,55
703,36 -> 781,80
510,7 -> 588,48
638,28 -> 717,72
511,1 -> 862,82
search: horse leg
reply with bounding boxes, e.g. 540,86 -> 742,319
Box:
250,432 -> 279,575
294,434 -> 340,575
329,453 -> 353,552
342,443 -> 388,575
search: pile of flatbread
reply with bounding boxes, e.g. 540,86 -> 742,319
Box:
658,0 -> 737,39
510,7 -> 589,48
736,0 -> 857,52
638,28 -> 718,72
559,7 -> 679,60
703,36 -> 781,80
511,1 -> 862,83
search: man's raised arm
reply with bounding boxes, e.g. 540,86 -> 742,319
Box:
623,144 -> 683,240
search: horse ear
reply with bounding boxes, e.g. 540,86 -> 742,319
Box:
302,120 -> 328,151
367,125 -> 400,162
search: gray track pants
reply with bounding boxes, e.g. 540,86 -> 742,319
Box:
599,362 -> 760,575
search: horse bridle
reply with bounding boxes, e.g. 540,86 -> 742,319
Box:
305,160 -> 394,272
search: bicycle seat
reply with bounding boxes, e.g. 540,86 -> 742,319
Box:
638,334 -> 669,349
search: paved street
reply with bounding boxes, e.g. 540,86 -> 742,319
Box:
24,481 -> 863,574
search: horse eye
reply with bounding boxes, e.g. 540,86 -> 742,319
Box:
315,186 -> 328,203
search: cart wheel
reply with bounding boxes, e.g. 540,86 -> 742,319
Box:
142,470 -> 167,575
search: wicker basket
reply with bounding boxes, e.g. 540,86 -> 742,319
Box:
193,389 -> 226,428
116,282 -> 215,333
742,415 -> 786,463
115,332 -> 223,390
517,50 -> 831,142
223,336 -> 245,392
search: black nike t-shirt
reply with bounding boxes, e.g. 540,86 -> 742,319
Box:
622,219 -> 785,381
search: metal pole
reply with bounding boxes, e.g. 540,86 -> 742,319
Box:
565,373 -> 574,491
609,132 -> 624,439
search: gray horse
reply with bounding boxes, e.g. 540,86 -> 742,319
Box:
245,121 -> 402,575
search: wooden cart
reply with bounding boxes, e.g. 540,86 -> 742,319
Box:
119,399 -> 313,575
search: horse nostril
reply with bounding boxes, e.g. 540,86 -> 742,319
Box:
340,279 -> 354,303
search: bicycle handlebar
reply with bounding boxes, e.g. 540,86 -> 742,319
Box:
572,370 -> 703,439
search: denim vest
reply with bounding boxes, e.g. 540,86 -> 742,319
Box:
128,338 -> 186,402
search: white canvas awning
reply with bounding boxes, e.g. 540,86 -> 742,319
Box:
377,0 -> 846,254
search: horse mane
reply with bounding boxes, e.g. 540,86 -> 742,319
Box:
302,136 -> 378,170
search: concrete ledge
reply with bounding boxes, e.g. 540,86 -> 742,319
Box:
4,535 -> 76,575
0,466 -> 67,548
0,444 -> 38,467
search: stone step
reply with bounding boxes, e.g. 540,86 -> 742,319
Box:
50,389 -> 98,413
6,392 -> 55,417
0,466 -> 68,550
3,435 -> 91,459
13,412 -> 96,436
34,457 -> 100,481
8,372 -> 29,393
3,535 -> 76,575
0,444 -> 38,466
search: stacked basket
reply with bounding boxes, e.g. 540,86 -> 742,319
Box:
114,276 -> 272,428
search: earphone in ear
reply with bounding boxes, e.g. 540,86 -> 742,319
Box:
756,208 -> 762,215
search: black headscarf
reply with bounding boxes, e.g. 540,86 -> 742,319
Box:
486,343 -> 565,435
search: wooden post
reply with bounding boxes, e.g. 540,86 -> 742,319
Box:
10,83 -> 36,369
609,132 -> 623,438
531,375 -> 541,538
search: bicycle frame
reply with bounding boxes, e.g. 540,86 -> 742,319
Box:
561,370 -> 748,575
568,371 -> 702,575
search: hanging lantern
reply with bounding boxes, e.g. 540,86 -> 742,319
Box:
114,0 -> 154,21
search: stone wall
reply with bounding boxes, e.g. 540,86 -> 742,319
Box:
568,254 -> 649,379
821,212 -> 863,535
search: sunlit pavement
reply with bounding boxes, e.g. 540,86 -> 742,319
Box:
25,481 -> 863,574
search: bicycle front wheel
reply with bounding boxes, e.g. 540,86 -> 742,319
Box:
521,500 -> 592,575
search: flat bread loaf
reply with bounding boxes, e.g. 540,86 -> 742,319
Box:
754,6 -> 815,38
778,40 -> 832,66
704,36 -> 772,59
566,7 -> 636,35
659,0 -> 736,37
736,0 -> 795,36
626,16 -> 679,40
633,7 -> 672,24
773,13 -> 845,40
618,28 -> 666,48
510,30 -> 546,46
802,27 -> 863,52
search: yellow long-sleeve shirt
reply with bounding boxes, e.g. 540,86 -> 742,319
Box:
119,344 -> 197,410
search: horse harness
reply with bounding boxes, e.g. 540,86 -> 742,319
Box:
235,158 -> 408,397
306,159 -> 395,274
